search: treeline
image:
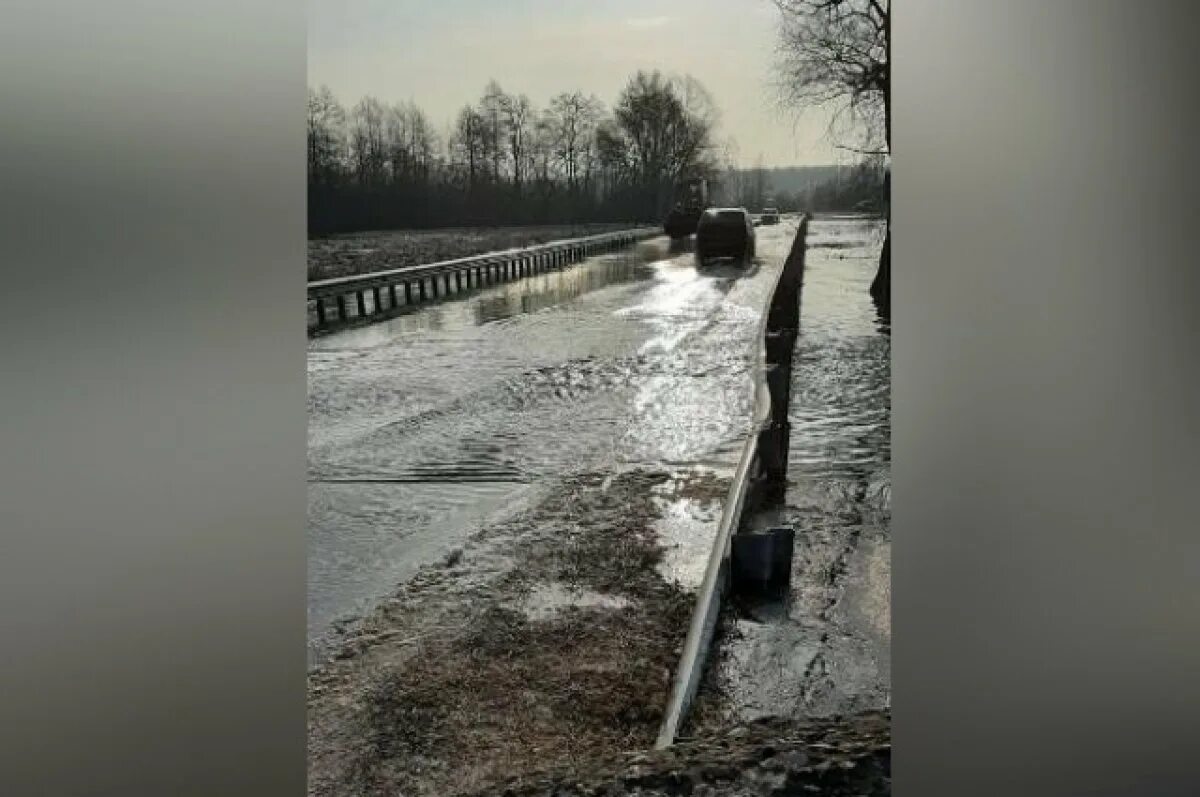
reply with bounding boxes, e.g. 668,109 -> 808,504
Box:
308,71 -> 722,236
802,160 -> 887,213
716,161 -> 887,214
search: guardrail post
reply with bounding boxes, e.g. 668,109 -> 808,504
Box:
372,286 -> 382,314
355,291 -> 367,318
388,283 -> 398,307
731,527 -> 795,600
315,298 -> 327,327
764,330 -> 796,378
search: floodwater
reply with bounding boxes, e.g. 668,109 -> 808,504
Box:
703,214 -> 891,722
307,220 -> 804,662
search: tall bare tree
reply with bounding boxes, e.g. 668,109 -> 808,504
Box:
479,80 -> 508,184
548,91 -> 604,192
500,93 -> 532,194
611,71 -> 721,215
453,105 -> 486,191
775,0 -> 890,311
307,86 -> 345,186
349,96 -> 388,188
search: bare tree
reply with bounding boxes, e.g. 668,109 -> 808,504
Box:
548,91 -> 604,192
775,0 -> 888,152
500,93 -> 533,194
668,74 -> 722,182
453,105 -> 486,191
479,80 -> 508,184
406,104 -> 436,184
774,0 -> 890,311
307,86 -> 345,186
385,104 -> 410,183
349,96 -> 388,188
611,71 -> 721,215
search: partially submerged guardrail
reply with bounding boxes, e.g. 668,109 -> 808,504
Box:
307,227 -> 660,335
655,214 -> 808,748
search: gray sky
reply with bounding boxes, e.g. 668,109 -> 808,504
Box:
308,0 -> 845,168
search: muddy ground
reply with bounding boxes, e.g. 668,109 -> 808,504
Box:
308,224 -> 636,281
307,468 -> 729,797
479,710 -> 890,797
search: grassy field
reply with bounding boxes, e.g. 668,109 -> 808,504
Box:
308,223 -> 639,282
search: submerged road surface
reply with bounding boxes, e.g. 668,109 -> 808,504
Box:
307,220 -> 803,662
698,215 -> 891,725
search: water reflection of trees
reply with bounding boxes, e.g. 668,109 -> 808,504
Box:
471,255 -> 651,325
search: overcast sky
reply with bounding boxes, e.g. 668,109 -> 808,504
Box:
308,0 -> 846,168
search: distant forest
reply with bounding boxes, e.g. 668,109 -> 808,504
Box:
308,73 -> 886,237
309,72 -> 725,236
718,163 -> 888,215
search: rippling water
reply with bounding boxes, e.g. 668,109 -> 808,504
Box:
307,222 -> 801,660
789,216 -> 891,491
702,215 -> 891,724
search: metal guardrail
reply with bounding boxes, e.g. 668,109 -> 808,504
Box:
655,214 -> 808,748
306,226 -> 661,334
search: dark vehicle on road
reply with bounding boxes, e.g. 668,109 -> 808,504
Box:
695,207 -> 756,266
761,207 -> 780,225
664,177 -> 709,239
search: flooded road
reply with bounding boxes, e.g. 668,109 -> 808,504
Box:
698,214 -> 891,725
307,220 -> 803,662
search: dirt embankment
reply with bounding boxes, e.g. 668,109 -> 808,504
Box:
307,468 -> 728,797
308,224 -> 637,281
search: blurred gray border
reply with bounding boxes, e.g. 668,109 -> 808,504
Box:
1,1 -> 1198,795
897,2 -> 1199,795
0,1 -> 306,794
